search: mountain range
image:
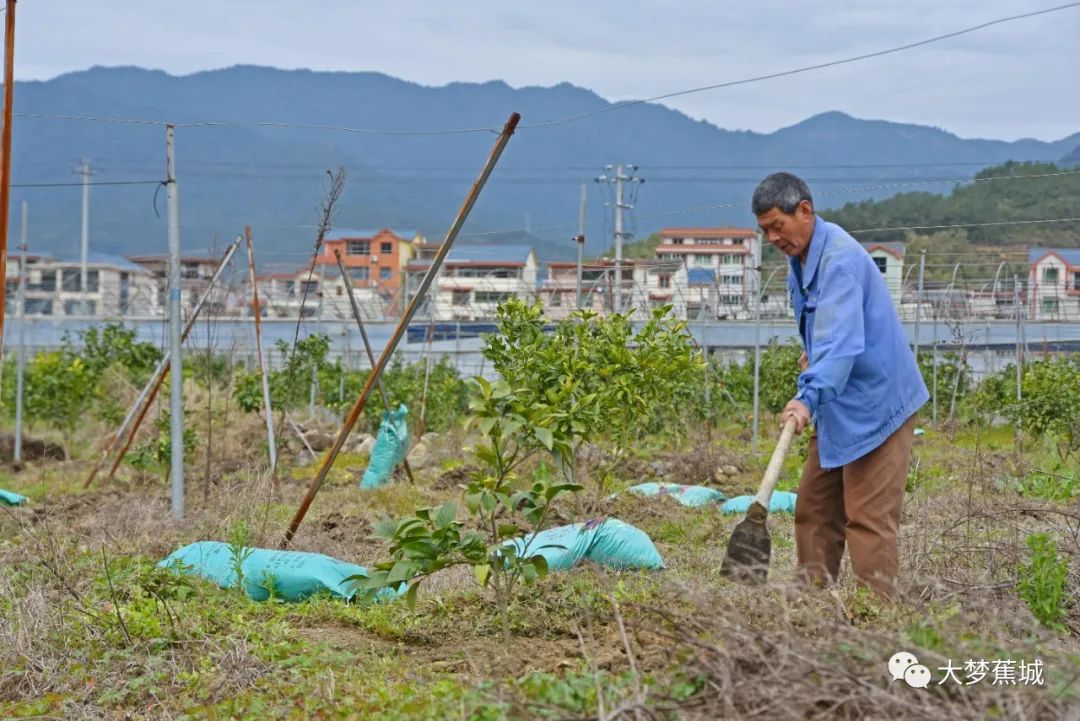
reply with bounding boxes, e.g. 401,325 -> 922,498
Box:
8,65 -> 1079,267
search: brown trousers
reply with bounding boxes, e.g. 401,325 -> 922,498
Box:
794,416 -> 915,598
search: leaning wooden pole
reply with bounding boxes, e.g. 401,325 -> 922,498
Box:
282,111 -> 520,547
333,248 -> 416,484
245,225 -> 278,476
0,0 -> 17,356
86,237 -> 242,487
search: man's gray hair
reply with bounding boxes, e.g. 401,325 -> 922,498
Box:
751,172 -> 813,216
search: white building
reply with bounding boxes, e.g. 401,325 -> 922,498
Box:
406,244 -> 539,321
1028,247 -> 1080,320
538,261 -> 609,319
5,252 -> 159,318
539,258 -> 687,319
128,254 -> 225,315
654,227 -> 761,319
860,241 -> 905,305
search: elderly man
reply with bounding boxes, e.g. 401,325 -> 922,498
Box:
752,172 -> 928,598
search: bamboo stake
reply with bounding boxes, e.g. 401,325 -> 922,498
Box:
245,225 -> 277,476
333,249 -> 416,484
282,112 -> 520,547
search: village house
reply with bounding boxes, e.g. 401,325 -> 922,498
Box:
860,241 -> 905,306
1028,247 -> 1080,321
128,254 -> 225,315
654,227 -> 761,319
6,252 -> 159,318
406,244 -> 538,321
538,258 -> 685,319
286,228 -> 425,320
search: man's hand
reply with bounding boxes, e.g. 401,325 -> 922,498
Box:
781,399 -> 811,435
798,351 -> 809,371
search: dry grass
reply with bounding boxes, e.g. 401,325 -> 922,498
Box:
0,419 -> 1077,719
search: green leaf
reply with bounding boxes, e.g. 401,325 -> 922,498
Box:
477,416 -> 497,437
404,582 -> 419,610
545,483 -> 584,501
474,563 -> 491,587
400,540 -> 437,559
386,560 -> 418,584
534,427 -> 554,451
372,517 -> 399,540
434,502 -> 458,529
528,555 -> 549,578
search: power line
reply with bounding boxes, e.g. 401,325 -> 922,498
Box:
11,179 -> 162,188
521,3 -> 1080,129
850,217 -> 1080,234
13,112 -> 170,126
12,111 -> 500,136
10,168 -> 1079,189
74,157 -> 1060,173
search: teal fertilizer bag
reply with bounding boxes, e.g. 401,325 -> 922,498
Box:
159,541 -> 399,602
626,482 -> 726,507
507,517 -> 664,572
588,518 -> 666,570
0,488 -> 28,506
720,491 -> 798,514
360,404 -> 409,489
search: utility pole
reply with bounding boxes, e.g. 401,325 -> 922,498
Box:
596,164 -> 642,314
576,181 -> 586,311
165,124 -> 184,520
14,201 -> 26,464
77,158 -> 92,312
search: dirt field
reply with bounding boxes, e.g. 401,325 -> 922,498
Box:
1,418 -> 1078,720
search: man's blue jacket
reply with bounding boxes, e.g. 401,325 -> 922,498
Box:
788,216 -> 928,469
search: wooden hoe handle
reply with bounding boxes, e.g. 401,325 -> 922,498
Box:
753,418 -> 797,509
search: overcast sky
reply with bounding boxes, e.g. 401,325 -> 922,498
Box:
16,1 -> 1080,141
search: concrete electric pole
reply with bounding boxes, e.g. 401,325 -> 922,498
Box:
77,158 -> 93,312
596,164 -> 643,314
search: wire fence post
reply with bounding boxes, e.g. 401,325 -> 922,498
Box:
1014,274 -> 1023,452
913,250 -> 925,361
13,201 -> 27,464
576,181 -> 586,311
931,306 -> 938,423
166,123 -> 185,520
751,266 -> 763,454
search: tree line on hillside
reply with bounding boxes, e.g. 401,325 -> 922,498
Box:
823,161 -> 1080,247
